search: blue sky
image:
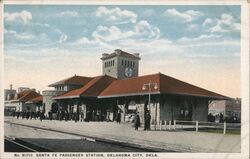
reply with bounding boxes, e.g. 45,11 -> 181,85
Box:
4,5 -> 241,97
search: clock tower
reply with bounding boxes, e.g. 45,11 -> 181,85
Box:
101,49 -> 140,79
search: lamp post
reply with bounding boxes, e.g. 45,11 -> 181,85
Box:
142,80 -> 158,129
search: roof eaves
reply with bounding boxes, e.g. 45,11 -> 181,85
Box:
53,95 -> 80,100
98,92 -> 160,98
162,92 -> 229,100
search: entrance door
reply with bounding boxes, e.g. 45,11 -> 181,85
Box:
179,104 -> 192,121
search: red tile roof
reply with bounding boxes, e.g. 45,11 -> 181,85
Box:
101,49 -> 140,60
99,73 -> 228,99
48,75 -> 93,87
54,75 -> 116,99
12,90 -> 42,102
99,73 -> 160,97
158,73 -> 228,99
29,95 -> 43,103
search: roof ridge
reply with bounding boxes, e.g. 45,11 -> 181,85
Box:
116,73 -> 160,81
19,90 -> 39,101
49,75 -> 93,86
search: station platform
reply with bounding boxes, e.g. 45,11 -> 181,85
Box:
4,117 -> 240,153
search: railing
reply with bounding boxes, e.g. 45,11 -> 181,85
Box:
147,120 -> 241,134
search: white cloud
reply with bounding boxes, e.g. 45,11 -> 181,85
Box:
54,29 -> 68,43
220,13 -> 233,25
135,20 -> 160,39
91,20 -> 160,42
76,37 -> 98,45
58,33 -> 68,43
164,8 -> 203,22
4,28 -> 35,40
56,11 -> 79,17
210,25 -> 229,33
205,13 -> 240,33
178,34 -> 222,43
96,6 -> 137,23
92,25 -> 134,42
202,18 -> 213,26
187,24 -> 198,31
5,10 -> 32,24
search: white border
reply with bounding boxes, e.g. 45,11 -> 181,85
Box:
1,1 -> 249,159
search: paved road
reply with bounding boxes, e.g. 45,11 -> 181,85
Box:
5,123 -> 150,152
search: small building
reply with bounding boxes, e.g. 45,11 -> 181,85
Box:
209,98 -> 241,121
4,88 -> 42,115
42,75 -> 93,115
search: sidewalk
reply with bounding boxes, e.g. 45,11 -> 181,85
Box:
4,117 -> 240,152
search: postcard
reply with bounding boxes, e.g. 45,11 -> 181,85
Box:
1,0 -> 249,159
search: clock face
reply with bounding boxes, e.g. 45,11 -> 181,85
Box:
125,67 -> 133,77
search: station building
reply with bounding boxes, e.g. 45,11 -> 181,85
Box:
4,86 -> 43,115
43,49 -> 228,123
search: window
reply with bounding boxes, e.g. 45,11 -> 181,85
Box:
125,60 -> 127,66
130,61 -> 132,67
133,61 -> 135,68
122,60 -> 123,65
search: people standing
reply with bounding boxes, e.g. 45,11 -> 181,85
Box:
134,112 -> 141,130
219,113 -> 224,123
144,111 -> 151,130
48,111 -> 52,120
65,110 -> 69,122
16,111 -> 20,119
91,110 -> 96,121
115,110 -> 121,124
74,112 -> 78,123
26,111 -> 30,120
40,111 -> 44,121
85,110 -> 91,122
80,112 -> 84,122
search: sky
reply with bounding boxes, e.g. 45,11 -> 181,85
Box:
4,5 -> 241,98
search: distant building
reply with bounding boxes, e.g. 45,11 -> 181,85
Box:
43,49 -> 228,122
4,84 -> 16,101
42,75 -> 93,115
4,87 -> 42,115
209,98 -> 241,120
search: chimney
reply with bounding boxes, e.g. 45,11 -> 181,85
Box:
114,49 -> 122,55
10,84 -> 13,90
102,53 -> 109,57
133,53 -> 140,57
